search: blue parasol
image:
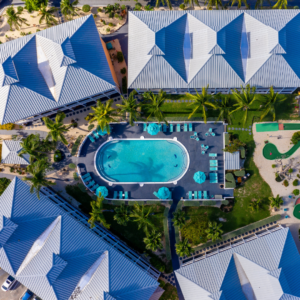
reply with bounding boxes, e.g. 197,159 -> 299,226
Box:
193,171 -> 206,184
156,187 -> 171,200
147,123 -> 160,136
96,186 -> 108,198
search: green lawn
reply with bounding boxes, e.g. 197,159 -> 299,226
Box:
159,280 -> 179,300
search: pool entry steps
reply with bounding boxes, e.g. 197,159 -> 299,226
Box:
256,123 -> 300,132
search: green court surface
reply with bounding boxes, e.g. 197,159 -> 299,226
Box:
256,123 -> 279,132
263,142 -> 300,160
293,203 -> 300,220
283,123 -> 300,130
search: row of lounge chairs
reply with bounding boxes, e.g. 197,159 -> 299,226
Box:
143,123 -> 193,133
188,191 -> 209,199
82,172 -> 99,191
113,191 -> 129,199
209,173 -> 218,183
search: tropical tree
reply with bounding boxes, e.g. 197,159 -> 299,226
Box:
273,0 -> 287,9
269,195 -> 284,209
60,0 -> 80,19
113,204 -> 130,226
249,198 -> 262,212
22,159 -> 55,199
205,221 -> 223,242
43,112 -> 70,145
175,239 -> 193,257
19,134 -> 46,163
39,5 -> 58,26
172,210 -> 186,228
255,0 -> 271,9
116,90 -> 140,126
155,0 -> 172,10
184,0 -> 200,8
204,0 -> 223,9
231,0 -> 249,8
129,203 -> 156,234
142,90 -> 168,125
214,96 -> 234,124
87,99 -> 118,134
223,138 -> 245,153
4,6 -> 29,31
143,230 -> 163,252
259,87 -> 287,121
88,196 -> 110,229
230,84 -> 257,127
23,0 -> 47,12
186,86 -> 216,123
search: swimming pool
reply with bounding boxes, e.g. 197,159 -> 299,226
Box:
94,139 -> 189,184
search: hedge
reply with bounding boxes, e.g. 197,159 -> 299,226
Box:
128,201 -> 145,206
163,207 -> 172,260
174,201 -> 183,244
183,201 -> 200,206
203,200 -> 216,206
193,214 -> 282,252
221,200 -> 229,205
239,146 -> 246,159
71,135 -> 83,156
225,181 -> 236,188
111,200 -> 126,205
225,173 -> 235,181
82,4 -> 90,12
234,170 -> 245,177
225,133 -> 230,146
0,123 -> 14,130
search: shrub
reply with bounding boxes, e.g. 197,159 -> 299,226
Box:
0,178 -> 11,196
82,4 -> 90,12
118,16 -> 123,20
293,179 -> 299,186
106,28 -> 110,32
108,22 -> 115,27
122,76 -> 127,94
109,12 -> 114,18
294,5 -> 299,8
101,19 -> 106,25
293,189 -> 300,196
289,168 -> 293,174
17,6 -> 23,12
291,131 -> 300,144
239,146 -> 246,159
179,3 -> 185,9
150,255 -> 166,272
225,181 -> 236,188
97,7 -> 102,12
121,4 -> 126,10
54,150 -> 63,162
272,164 -> 276,168
10,167 -> 14,173
0,123 -> 14,130
114,13 -> 119,18
221,200 -> 229,205
69,163 -> 76,169
93,14 -> 97,18
36,29 -> 40,32
121,67 -> 126,74
283,180 -> 289,187
88,124 -> 95,131
225,173 -> 235,182
20,32 -> 26,36
117,51 -> 124,63
298,174 -> 300,179
73,172 -> 79,181
134,3 -> 142,10
204,200 -> 215,206
223,138 -> 245,153
114,3 -> 120,9
234,170 -> 245,177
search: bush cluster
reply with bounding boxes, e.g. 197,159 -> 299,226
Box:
121,67 -> 126,74
291,131 -> 300,145
82,4 -> 90,12
283,180 -> 289,187
0,123 -> 15,130
54,150 -> 63,162
179,3 -> 185,9
293,189 -> 300,196
272,164 -> 276,168
117,51 -> 124,63
293,179 -> 299,186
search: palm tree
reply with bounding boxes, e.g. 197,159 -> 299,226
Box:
113,204 -> 130,226
39,5 -> 58,26
172,210 -> 186,228
129,203 -> 156,234
204,0 -> 223,9
230,84 -> 257,127
155,0 -> 172,10
143,230 -> 163,252
19,134 -> 46,163
60,0 -> 80,20
88,196 -> 110,229
184,0 -> 200,8
4,6 -> 29,31
22,159 -> 55,199
269,195 -> 284,209
186,86 -> 216,123
255,0 -> 271,8
175,239 -> 193,257
273,0 -> 287,9
259,87 -> 287,121
87,99 -> 118,134
231,0 -> 249,8
205,221 -> 223,242
249,198 -> 262,212
142,90 -> 168,125
116,90 -> 140,126
214,96 -> 234,124
43,112 -> 70,145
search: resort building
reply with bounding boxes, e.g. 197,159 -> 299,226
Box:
175,226 -> 300,300
128,10 -> 300,95
0,15 -> 120,125
1,140 -> 29,165
0,177 -> 162,300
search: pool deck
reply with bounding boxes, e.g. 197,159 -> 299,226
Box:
77,122 -> 234,201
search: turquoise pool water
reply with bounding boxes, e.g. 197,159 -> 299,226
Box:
95,139 -> 189,183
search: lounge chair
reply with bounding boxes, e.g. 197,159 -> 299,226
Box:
194,191 -> 198,199
143,123 -> 147,131
153,191 -> 159,198
284,208 -> 288,211
163,124 -> 167,132
201,144 -> 205,148
125,191 -> 129,199
201,151 -> 205,154
87,180 -> 95,188
189,123 -> 193,131
93,131 -> 100,139
113,191 -> 118,199
205,145 -> 209,150
184,124 -> 187,132
209,128 -> 212,133
210,167 -> 218,171
170,124 -> 174,132
158,124 -> 162,132
88,135 -> 95,143
189,191 -> 192,199
205,132 -> 209,137
83,175 -> 92,183
190,135 -> 195,139
194,132 -> 197,136
82,173 -> 90,180
203,191 -> 208,199
177,124 -> 180,132
91,184 -> 99,191
198,191 -> 202,199
196,137 -> 199,141
209,153 -> 217,157
285,215 -> 289,219
211,133 -> 215,136
119,191 -> 123,199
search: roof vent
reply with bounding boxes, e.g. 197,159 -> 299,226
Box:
0,56 -> 19,87
147,28 -> 165,56
47,254 -> 67,285
56,38 -> 77,67
0,216 -> 18,246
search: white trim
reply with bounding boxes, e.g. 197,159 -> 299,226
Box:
94,138 -> 190,185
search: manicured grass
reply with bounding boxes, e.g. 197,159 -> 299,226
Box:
159,280 -> 179,300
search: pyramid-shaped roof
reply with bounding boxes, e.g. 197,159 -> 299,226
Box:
175,227 -> 300,300
0,15 -> 118,124
1,140 -> 29,165
0,177 -> 159,300
129,10 -> 300,89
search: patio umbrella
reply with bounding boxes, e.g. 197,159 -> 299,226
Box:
193,171 -> 206,184
156,187 -> 171,200
96,186 -> 108,198
97,125 -> 110,136
147,123 -> 160,136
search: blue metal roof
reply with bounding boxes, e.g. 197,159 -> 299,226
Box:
0,15 -> 117,124
129,10 -> 300,90
0,177 -> 159,300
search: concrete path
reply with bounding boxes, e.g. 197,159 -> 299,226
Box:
0,129 -> 48,138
